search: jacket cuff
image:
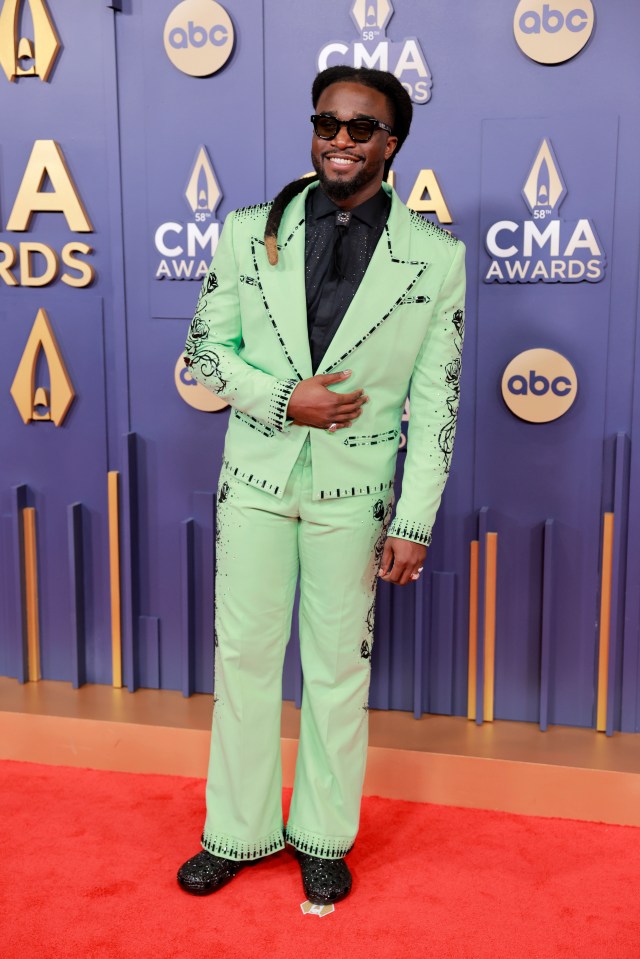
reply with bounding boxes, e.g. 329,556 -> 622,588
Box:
267,378 -> 299,433
387,517 -> 432,547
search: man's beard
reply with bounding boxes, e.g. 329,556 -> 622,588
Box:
312,153 -> 378,202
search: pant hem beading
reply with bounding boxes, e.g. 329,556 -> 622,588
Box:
284,823 -> 354,859
201,827 -> 285,861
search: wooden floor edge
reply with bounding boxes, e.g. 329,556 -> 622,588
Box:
2,711 -> 639,827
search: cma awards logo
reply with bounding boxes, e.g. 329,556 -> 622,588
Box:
0,0 -> 60,82
11,308 -> 75,426
164,0 -> 234,77
485,138 -> 606,284
154,146 -> 221,281
318,0 -> 432,104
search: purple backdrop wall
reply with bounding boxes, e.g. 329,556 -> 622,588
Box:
1,0 -> 639,733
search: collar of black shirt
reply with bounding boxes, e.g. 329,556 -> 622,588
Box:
309,183 -> 390,228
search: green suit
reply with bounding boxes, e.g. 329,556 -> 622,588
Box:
184,182 -> 465,860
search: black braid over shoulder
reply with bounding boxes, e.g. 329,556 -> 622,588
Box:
264,66 -> 412,265
264,175 -> 318,266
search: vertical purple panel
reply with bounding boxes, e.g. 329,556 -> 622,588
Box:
0,516 -> 13,679
193,491 -> 216,695
295,645 -> 303,709
488,510 -> 543,723
606,433 -> 630,735
138,615 -> 160,689
622,520 -> 640,730
120,432 -> 139,692
412,574 -> 426,719
427,572 -> 456,716
475,508 -> 488,725
101,3 -> 131,465
372,583 -> 393,710
282,591 -> 303,708
67,502 -> 86,689
180,517 -> 195,698
10,486 -> 28,684
539,519 -> 555,732
622,237 -> 640,732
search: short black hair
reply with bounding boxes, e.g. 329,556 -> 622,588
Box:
265,67 -> 413,264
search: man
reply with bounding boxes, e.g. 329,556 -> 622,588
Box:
178,66 -> 465,905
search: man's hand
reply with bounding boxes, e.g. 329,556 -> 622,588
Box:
287,370 -> 368,430
378,537 -> 427,586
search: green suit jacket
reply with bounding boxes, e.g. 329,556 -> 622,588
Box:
183,182 -> 466,546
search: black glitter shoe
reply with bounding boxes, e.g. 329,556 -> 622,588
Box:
297,852 -> 352,905
177,850 -> 247,895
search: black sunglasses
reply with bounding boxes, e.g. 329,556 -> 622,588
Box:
310,114 -> 393,143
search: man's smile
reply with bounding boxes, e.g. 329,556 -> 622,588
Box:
323,152 -> 363,172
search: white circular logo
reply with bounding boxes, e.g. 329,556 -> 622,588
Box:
502,349 -> 577,423
175,356 -> 228,412
164,0 -> 234,77
513,0 -> 594,64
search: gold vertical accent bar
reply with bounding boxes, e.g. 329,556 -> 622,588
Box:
22,507 -> 41,682
467,540 -> 479,720
596,512 -> 614,732
108,471 -> 123,688
483,532 -> 498,723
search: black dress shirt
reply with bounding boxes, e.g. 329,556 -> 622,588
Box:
304,185 -> 391,373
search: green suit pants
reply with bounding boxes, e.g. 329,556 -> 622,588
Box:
202,437 -> 393,861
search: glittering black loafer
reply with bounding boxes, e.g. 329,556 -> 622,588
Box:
298,852 -> 352,905
177,850 -> 247,895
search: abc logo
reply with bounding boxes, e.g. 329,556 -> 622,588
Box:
175,356 -> 228,412
164,0 -> 234,77
513,0 -> 594,64
502,349 -> 577,423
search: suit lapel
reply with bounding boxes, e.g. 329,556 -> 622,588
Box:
250,187 -> 312,381
318,186 -> 430,374
248,183 -> 429,380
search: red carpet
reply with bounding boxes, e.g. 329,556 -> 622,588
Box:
1,760 -> 639,958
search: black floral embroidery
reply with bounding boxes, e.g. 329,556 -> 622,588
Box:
371,499 -> 393,587
361,498 -> 393,659
453,307 -> 465,341
360,601 -> 376,659
214,476 -> 232,655
184,306 -> 228,395
438,308 -> 464,474
186,313 -> 208,345
193,270 -> 218,313
205,269 -> 218,294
